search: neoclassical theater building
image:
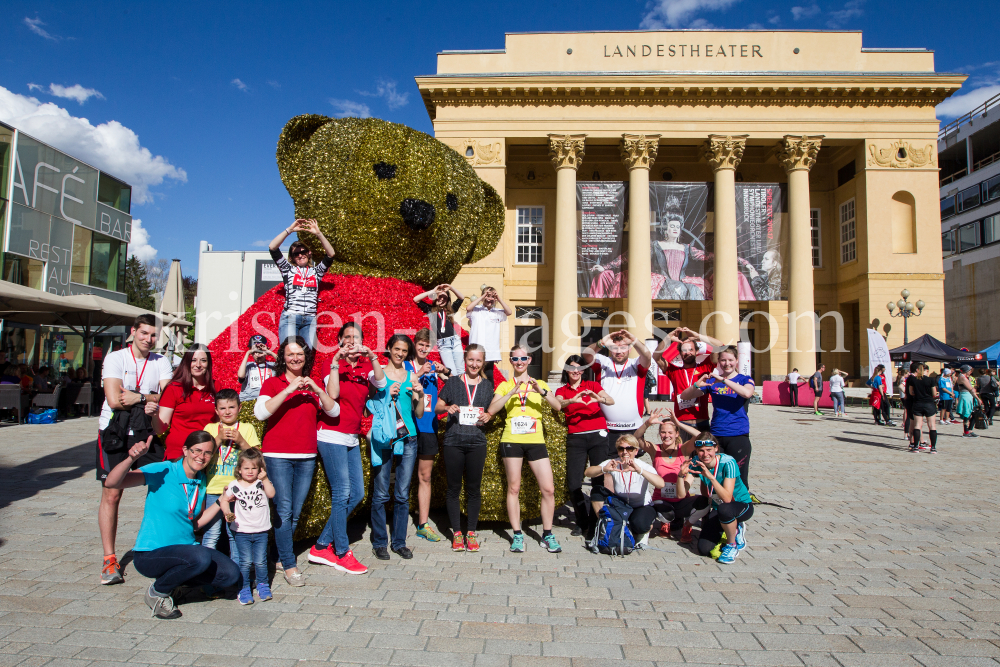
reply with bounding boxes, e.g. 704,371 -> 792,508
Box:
416,31 -> 963,381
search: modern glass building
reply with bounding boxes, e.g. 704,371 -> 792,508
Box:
0,121 -> 133,370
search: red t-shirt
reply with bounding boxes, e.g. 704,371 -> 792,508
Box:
555,381 -> 608,434
318,357 -> 377,435
159,382 -> 218,460
661,343 -> 713,422
259,375 -> 320,455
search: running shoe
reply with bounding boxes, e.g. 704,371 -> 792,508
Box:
256,582 -> 273,600
465,532 -> 480,552
918,444 -> 931,452
709,538 -> 724,559
452,532 -> 466,552
416,524 -> 442,542
307,543 -> 338,567
144,584 -> 181,619
735,522 -> 747,551
658,523 -> 672,539
929,448 -> 938,453
238,588 -> 254,605
510,533 -> 525,553
101,556 -> 124,585
814,410 -> 823,416
964,432 -> 979,438
678,525 -> 694,544
334,550 -> 368,575
717,544 -> 739,564
542,534 -> 562,553
283,570 -> 306,587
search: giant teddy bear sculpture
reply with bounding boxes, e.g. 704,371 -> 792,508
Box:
208,116 -> 568,538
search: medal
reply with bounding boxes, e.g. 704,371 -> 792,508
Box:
182,481 -> 200,521
612,360 -> 626,386
131,347 -> 149,393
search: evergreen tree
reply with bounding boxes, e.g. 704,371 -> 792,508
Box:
124,255 -> 155,310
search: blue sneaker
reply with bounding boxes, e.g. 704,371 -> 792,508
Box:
717,544 -> 739,564
238,588 -> 254,605
510,533 -> 525,553
256,582 -> 272,601
542,534 -> 562,553
735,522 -> 747,551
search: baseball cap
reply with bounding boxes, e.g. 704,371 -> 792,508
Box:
943,368 -> 952,375
247,334 -> 267,349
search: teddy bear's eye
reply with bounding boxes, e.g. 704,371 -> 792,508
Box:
373,162 -> 397,180
446,193 -> 458,212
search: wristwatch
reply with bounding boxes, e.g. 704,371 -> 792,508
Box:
139,394 -> 147,405
540,389 -> 548,397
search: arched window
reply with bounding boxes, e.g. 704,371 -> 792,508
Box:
891,191 -> 917,254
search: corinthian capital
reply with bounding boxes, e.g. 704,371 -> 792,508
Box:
776,135 -> 824,172
702,134 -> 748,172
548,134 -> 586,170
620,134 -> 660,171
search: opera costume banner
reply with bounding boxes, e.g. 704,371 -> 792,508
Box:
734,183 -> 786,301
648,183 -> 710,300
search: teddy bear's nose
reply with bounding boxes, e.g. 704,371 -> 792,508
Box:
400,198 -> 436,231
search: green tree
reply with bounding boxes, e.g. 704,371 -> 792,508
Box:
124,255 -> 155,310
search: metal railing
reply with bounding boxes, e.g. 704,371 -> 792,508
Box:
939,90 -> 1000,140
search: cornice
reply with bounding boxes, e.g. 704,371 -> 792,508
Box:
415,73 -> 964,120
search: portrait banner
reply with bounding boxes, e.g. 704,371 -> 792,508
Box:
649,182 -> 709,301
577,181 -> 627,298
735,183 -> 785,301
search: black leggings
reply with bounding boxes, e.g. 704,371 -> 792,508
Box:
697,502 -> 754,556
715,434 -> 751,492
652,496 -> 697,532
565,431 -> 609,534
442,444 -> 488,534
627,505 -> 657,536
789,385 -> 798,407
983,393 -> 997,422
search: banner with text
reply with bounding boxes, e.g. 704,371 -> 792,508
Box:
734,183 -> 786,301
577,182 -> 628,298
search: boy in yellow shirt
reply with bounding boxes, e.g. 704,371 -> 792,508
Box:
201,388 -> 261,551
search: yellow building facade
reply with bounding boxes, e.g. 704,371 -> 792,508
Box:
416,31 -> 963,381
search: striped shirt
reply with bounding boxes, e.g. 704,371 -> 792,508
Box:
271,248 -> 333,315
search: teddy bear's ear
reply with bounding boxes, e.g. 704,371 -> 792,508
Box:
466,181 -> 506,265
276,115 -> 333,198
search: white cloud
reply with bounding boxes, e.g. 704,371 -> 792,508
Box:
128,218 -> 157,261
251,240 -> 269,247
27,83 -> 104,104
267,80 -> 281,90
937,85 -> 1000,119
329,99 -> 370,118
791,4 -> 821,20
826,0 -> 864,28
0,86 -> 187,204
767,13 -> 781,24
359,80 -> 410,110
640,0 -> 742,29
24,17 -> 59,41
231,78 -> 249,92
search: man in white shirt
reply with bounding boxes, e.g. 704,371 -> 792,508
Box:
465,286 -> 512,380
583,329 -> 652,458
97,314 -> 173,586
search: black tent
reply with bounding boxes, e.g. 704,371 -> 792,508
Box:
889,333 -> 983,364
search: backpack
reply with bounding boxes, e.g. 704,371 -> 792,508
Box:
595,495 -> 636,556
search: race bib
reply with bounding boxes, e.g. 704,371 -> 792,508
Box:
459,407 -> 484,426
510,416 -> 537,435
423,393 -> 433,412
660,482 -> 677,499
395,417 -> 408,439
678,396 -> 698,410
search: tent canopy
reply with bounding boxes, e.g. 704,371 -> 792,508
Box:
889,333 -> 982,364
979,340 -> 1000,366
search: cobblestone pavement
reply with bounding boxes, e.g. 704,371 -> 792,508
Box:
1,405 -> 998,666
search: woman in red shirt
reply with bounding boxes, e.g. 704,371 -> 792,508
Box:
555,355 -> 614,539
154,345 -> 218,461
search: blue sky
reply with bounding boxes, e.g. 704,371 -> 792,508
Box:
2,0 -> 996,276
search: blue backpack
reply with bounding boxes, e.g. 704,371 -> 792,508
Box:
595,495 -> 635,556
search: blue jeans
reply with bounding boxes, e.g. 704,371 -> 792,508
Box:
232,531 -> 268,590
201,494 -> 234,550
265,455 -> 316,570
279,311 -> 317,348
316,442 -> 365,556
436,334 -> 464,376
133,545 -> 240,596
370,436 -> 417,550
831,392 -> 846,414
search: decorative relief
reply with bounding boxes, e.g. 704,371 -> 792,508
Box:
548,134 -> 587,170
867,140 -> 935,168
776,135 -> 824,172
702,134 -> 748,171
449,139 -> 504,166
620,134 -> 660,170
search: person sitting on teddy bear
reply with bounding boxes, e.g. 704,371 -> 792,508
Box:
268,218 -> 336,347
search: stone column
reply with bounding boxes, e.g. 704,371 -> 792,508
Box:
621,134 -> 660,342
702,135 -> 748,346
777,135 -> 823,374
548,134 -> 586,378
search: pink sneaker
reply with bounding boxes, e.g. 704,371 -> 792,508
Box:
307,544 -> 338,567
334,550 -> 368,575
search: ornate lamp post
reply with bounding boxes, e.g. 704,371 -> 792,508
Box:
886,289 -> 925,344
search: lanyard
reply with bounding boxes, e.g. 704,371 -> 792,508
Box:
463,375 -> 480,405
219,422 -> 239,464
254,363 -> 270,385
131,347 -> 149,392
612,360 -> 625,381
438,310 -> 448,333
182,481 -> 200,521
516,381 -> 530,411
702,458 -> 721,498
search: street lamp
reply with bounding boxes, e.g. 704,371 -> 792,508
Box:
886,289 -> 925,344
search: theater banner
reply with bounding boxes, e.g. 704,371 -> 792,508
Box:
735,183 -> 785,301
649,183 -> 709,300
577,181 -> 627,298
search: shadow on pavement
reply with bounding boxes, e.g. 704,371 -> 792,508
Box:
0,439 -> 95,511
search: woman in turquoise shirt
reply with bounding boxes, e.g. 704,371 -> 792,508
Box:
105,431 -> 240,619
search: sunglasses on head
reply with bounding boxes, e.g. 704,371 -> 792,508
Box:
511,356 -> 529,362
616,446 -> 637,453
693,440 -> 715,448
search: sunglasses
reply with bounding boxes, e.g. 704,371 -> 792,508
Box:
693,440 -> 716,448
616,446 -> 637,453
291,250 -> 312,257
511,356 -> 529,362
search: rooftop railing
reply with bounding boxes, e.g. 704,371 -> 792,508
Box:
940,90 -> 1000,140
